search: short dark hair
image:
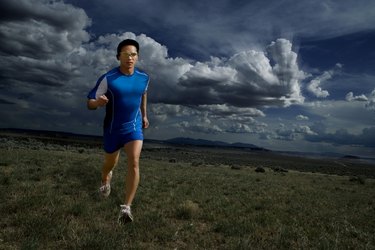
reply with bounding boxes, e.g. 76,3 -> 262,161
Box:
116,39 -> 139,59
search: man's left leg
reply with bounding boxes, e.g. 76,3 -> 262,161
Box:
118,140 -> 143,224
124,140 -> 143,205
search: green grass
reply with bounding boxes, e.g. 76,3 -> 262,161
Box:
1,147 -> 375,249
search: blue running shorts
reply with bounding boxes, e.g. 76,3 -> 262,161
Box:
103,129 -> 143,153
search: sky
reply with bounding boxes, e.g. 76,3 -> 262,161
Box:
1,0 -> 375,157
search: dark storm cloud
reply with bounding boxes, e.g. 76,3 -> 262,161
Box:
0,55 -> 75,87
0,0 -> 90,30
0,0 -> 94,134
0,0 -> 91,91
0,98 -> 14,105
0,0 -> 90,59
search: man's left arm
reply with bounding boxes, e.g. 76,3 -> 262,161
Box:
141,92 -> 149,128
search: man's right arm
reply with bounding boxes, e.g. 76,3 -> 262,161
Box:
87,95 -> 109,110
87,99 -> 99,110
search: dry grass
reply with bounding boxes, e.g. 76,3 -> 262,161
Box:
0,139 -> 375,249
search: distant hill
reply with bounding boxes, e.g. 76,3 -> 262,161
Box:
0,128 -> 101,141
2,128 -> 375,164
165,137 -> 269,151
0,128 -> 269,151
342,155 -> 361,160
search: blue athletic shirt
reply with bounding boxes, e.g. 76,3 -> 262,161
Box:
87,67 -> 149,134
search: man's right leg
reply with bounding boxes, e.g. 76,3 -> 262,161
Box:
99,150 -> 120,197
102,150 -> 120,184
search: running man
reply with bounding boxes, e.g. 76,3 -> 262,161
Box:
87,39 -> 149,224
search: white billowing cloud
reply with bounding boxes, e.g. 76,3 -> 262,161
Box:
266,39 -> 306,106
346,89 -> 375,111
149,103 -> 266,135
197,104 -> 267,134
144,38 -> 306,109
307,64 -> 342,98
226,123 -> 254,134
225,39 -> 306,107
304,100 -> 375,137
229,50 -> 278,86
365,89 -> 375,110
274,124 -> 299,141
307,76 -> 330,98
295,125 -> 317,135
296,115 -> 309,121
262,123 -> 318,142
198,104 -> 265,119
174,61 -> 237,105
149,104 -> 200,126
345,92 -> 368,102
173,120 -> 223,135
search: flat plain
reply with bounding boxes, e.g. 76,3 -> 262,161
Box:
0,134 -> 374,249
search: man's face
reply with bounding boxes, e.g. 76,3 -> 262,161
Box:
118,45 -> 138,68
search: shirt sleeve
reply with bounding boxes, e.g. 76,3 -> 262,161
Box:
87,75 -> 108,99
143,76 -> 150,94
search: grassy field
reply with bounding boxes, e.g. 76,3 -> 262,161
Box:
1,138 -> 375,249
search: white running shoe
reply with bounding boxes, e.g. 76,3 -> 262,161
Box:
118,205 -> 133,224
98,171 -> 112,198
